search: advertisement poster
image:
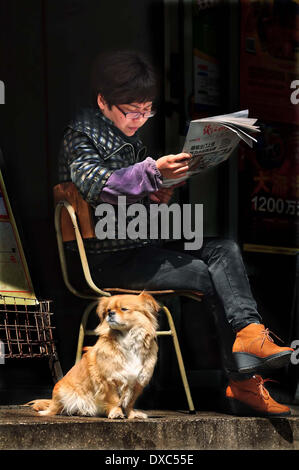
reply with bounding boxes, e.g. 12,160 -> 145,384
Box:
192,0 -> 222,117
239,0 -> 299,254
239,122 -> 299,254
240,0 -> 299,125
0,170 -> 36,304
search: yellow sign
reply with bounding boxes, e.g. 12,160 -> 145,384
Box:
0,169 -> 36,305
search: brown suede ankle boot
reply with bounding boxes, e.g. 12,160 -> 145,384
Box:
226,375 -> 291,417
232,323 -> 293,374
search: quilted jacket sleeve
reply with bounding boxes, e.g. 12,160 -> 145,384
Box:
62,129 -> 163,206
63,129 -> 114,206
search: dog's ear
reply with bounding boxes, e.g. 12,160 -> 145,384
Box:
96,297 -> 110,323
139,291 -> 160,316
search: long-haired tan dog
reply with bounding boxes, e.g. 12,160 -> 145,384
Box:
27,292 -> 160,419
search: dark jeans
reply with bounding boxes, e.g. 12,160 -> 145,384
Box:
79,237 -> 262,377
86,238 -> 262,332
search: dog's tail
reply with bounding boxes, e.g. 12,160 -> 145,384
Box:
24,398 -> 63,416
24,399 -> 52,412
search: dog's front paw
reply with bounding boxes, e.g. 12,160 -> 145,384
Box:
108,407 -> 125,419
127,409 -> 148,420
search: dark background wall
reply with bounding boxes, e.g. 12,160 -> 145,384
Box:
0,0 -> 167,403
0,0 -> 297,409
0,0 -> 165,301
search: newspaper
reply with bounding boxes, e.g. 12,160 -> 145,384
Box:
162,109 -> 260,188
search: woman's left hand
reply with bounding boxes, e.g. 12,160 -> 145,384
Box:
149,187 -> 174,203
149,181 -> 186,204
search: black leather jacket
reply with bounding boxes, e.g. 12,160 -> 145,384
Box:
58,107 -> 158,254
59,107 -> 148,205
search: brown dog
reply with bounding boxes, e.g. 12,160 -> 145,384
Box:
27,292 -> 160,419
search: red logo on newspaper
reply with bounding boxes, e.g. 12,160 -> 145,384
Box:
203,124 -> 225,136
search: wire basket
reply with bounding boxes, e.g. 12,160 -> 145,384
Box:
0,295 -> 57,359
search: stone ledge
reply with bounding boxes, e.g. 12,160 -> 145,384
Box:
0,406 -> 298,450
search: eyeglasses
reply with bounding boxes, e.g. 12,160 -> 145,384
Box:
115,105 -> 156,120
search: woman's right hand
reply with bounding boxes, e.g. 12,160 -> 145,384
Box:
156,153 -> 191,179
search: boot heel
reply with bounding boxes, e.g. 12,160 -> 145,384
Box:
226,397 -> 255,416
232,352 -> 262,373
233,350 -> 293,373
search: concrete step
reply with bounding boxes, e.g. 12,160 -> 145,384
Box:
0,405 -> 299,451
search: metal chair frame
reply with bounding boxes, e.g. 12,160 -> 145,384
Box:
54,196 -> 204,414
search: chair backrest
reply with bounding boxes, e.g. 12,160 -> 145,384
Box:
53,181 -> 110,298
53,182 -> 95,242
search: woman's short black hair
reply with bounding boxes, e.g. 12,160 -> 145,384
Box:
90,50 -> 159,108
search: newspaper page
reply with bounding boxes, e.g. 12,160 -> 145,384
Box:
162,110 -> 259,188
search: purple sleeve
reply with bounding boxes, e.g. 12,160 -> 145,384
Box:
99,157 -> 163,204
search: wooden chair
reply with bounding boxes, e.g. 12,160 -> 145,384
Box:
53,182 -> 204,413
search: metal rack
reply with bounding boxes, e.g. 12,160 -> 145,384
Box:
0,295 -> 62,382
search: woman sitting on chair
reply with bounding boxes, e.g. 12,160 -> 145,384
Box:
58,49 -> 293,416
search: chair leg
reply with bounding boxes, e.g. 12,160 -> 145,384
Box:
48,354 -> 64,383
160,305 -> 196,414
75,300 -> 99,364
